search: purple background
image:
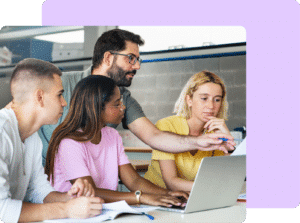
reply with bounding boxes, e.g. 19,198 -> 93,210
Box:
42,0 -> 300,208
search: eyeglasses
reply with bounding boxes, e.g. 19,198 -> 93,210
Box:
110,52 -> 142,65
106,96 -> 124,110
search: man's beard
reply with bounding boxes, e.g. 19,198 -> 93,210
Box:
107,63 -> 137,87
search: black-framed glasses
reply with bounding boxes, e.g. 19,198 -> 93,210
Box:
110,52 -> 142,65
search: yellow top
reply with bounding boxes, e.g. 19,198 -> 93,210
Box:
144,115 -> 224,188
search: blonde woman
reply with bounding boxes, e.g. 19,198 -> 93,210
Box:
144,71 -> 231,192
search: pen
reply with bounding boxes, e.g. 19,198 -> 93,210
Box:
142,212 -> 154,220
218,138 -> 244,141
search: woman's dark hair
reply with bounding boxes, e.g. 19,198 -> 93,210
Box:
92,29 -> 144,70
45,75 -> 116,184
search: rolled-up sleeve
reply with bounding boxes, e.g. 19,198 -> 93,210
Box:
24,134 -> 55,204
0,199 -> 22,223
24,162 -> 55,204
0,132 -> 55,223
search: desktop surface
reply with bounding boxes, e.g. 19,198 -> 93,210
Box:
109,202 -> 246,223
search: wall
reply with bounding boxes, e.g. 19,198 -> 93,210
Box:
0,43 -> 246,148
118,44 -> 246,147
0,77 -> 12,109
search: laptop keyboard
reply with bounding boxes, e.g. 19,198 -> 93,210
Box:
169,205 -> 185,210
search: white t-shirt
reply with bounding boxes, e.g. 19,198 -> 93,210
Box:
0,108 -> 55,223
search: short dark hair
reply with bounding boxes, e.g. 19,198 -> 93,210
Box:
92,29 -> 144,70
11,58 -> 62,85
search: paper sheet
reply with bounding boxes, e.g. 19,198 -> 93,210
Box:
238,193 -> 246,199
231,137 -> 246,156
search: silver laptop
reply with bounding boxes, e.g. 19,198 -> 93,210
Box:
158,155 -> 246,213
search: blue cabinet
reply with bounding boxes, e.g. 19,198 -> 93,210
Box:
0,38 -> 53,63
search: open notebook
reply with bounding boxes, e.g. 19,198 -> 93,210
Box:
44,200 -> 158,222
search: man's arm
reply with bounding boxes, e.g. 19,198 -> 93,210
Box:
19,195 -> 103,222
0,187 -> 101,222
128,117 -> 235,153
19,178 -> 100,222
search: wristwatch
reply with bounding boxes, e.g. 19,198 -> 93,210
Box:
135,190 -> 142,203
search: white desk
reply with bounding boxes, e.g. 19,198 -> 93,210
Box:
109,202 -> 246,223
112,182 -> 246,222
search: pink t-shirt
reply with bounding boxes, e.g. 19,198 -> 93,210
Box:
52,126 -> 130,192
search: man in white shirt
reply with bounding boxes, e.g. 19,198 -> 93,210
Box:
0,58 -> 103,222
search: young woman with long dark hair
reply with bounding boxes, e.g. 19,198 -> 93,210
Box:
45,75 -> 188,207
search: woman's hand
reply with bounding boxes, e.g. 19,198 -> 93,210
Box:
139,193 -> 187,207
204,117 -> 231,135
203,117 -> 235,154
167,191 -> 189,200
68,178 -> 95,198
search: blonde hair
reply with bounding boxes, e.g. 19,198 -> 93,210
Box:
174,70 -> 228,120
